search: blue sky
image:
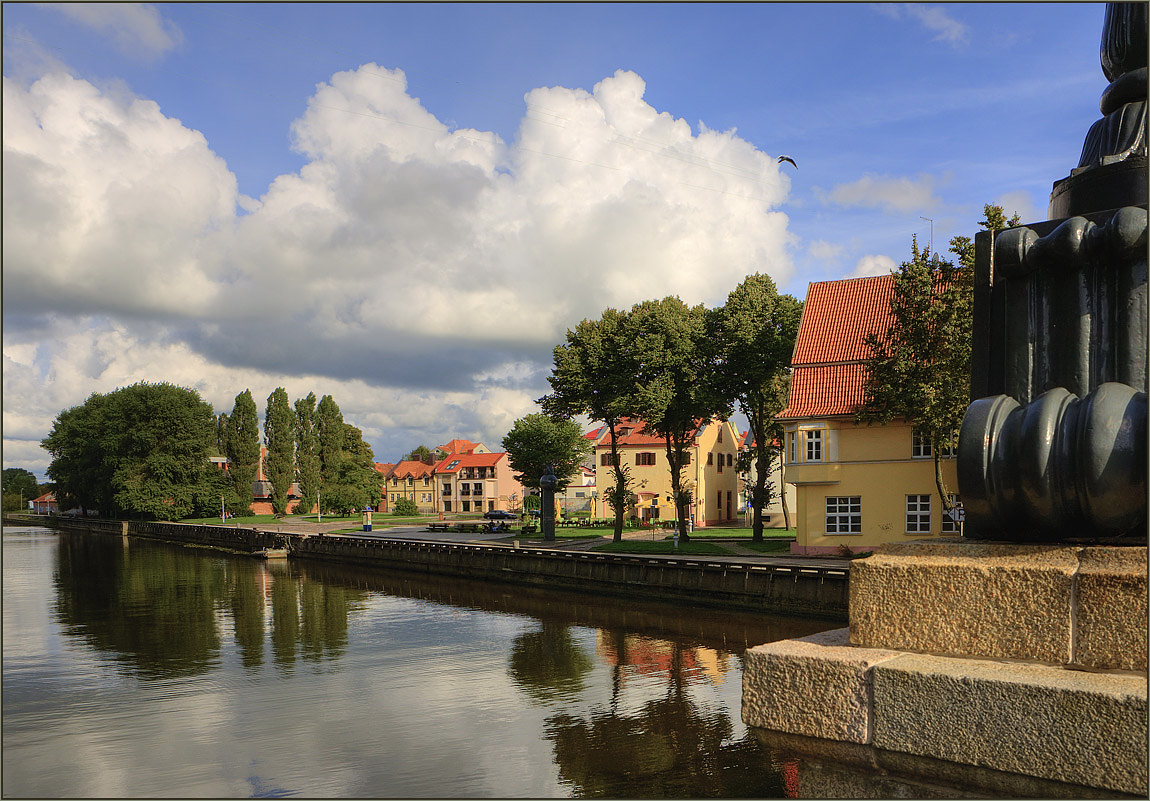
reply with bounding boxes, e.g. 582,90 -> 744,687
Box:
3,3 -> 1108,475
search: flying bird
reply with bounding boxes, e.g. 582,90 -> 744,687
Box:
777,155 -> 798,169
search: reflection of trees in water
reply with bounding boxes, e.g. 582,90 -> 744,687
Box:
51,533 -> 368,679
542,630 -> 786,799
508,622 -> 594,704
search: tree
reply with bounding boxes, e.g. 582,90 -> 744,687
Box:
858,204 -> 1021,510
628,297 -> 721,542
712,275 -> 803,540
502,414 -> 593,492
316,395 -> 345,485
542,309 -> 639,543
317,422 -> 380,515
3,467 -> 40,512
294,393 -> 321,515
41,382 -> 220,520
264,388 -> 295,516
225,390 -> 260,516
405,445 -> 435,464
393,497 -> 418,516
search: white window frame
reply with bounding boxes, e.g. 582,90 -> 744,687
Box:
906,494 -> 932,533
825,496 -> 861,534
805,429 -> 823,462
912,429 -> 932,459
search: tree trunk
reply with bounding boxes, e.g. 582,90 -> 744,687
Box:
933,438 -> 952,512
752,447 -> 768,542
609,422 -> 625,543
663,433 -> 690,542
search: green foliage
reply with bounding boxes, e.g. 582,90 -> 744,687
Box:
627,297 -> 719,540
711,274 -> 802,539
3,467 -> 40,501
858,205 -> 1020,507
41,382 -> 219,519
542,308 -> 640,542
316,395 -> 345,482
263,388 -> 295,516
225,390 -> 260,516
405,444 -> 435,463
502,414 -> 592,490
294,393 -> 321,514
318,423 -> 381,514
393,497 -> 419,516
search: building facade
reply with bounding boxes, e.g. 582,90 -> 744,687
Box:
736,431 -> 796,529
589,417 -> 740,527
781,275 -> 959,555
384,460 -> 437,514
433,452 -> 525,515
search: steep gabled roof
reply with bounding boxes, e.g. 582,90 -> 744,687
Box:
780,274 -> 897,420
437,438 -> 480,456
374,462 -> 396,476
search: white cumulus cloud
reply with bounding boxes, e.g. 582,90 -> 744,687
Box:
3,66 -> 795,472
848,254 -> 898,279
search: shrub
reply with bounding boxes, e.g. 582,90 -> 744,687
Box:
393,498 -> 419,516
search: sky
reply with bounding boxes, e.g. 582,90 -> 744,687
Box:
3,2 -> 1108,478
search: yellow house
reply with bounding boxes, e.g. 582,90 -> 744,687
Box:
383,460 -> 437,513
588,417 -> 740,527
780,275 -> 959,555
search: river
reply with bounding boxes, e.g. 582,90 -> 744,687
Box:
2,524 -> 837,797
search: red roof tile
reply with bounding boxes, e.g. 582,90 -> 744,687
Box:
437,438 -> 479,455
389,460 -> 436,479
791,274 -> 896,366
780,363 -> 870,418
435,452 -> 506,472
374,462 -> 396,475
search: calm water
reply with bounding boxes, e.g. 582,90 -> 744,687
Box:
2,525 -> 834,798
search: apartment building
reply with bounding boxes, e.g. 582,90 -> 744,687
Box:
434,452 -> 525,514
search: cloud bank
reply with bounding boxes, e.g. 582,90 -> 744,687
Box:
3,66 -> 794,472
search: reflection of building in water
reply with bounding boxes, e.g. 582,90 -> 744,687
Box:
693,647 -> 732,684
595,632 -> 705,682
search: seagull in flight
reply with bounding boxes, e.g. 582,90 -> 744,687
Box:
777,155 -> 798,169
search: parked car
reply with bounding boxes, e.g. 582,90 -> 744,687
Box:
483,509 -> 518,520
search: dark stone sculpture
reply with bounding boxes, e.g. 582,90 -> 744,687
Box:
539,465 -> 557,542
958,2 -> 1148,541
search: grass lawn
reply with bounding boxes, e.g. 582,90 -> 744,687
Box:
687,527 -> 797,539
738,539 -> 793,553
590,541 -> 734,556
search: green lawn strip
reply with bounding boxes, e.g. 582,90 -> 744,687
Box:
589,541 -> 734,556
737,540 -> 793,554
687,528 -> 797,539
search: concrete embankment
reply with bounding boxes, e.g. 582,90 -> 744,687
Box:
23,516 -> 847,620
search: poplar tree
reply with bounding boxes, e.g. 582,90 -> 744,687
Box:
628,297 -> 720,542
541,308 -> 639,543
264,388 -> 296,516
294,393 -> 321,516
858,204 -> 1020,510
226,390 -> 260,516
712,274 -> 803,540
316,394 -> 345,484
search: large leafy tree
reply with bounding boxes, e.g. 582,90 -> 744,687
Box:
405,445 -> 435,464
2,467 -> 40,512
502,414 -> 593,491
225,390 -> 260,516
712,275 -> 803,540
41,382 -> 221,519
858,204 -> 1020,509
263,388 -> 296,516
541,308 -> 639,543
294,393 -> 321,515
628,297 -> 721,542
320,423 -> 381,514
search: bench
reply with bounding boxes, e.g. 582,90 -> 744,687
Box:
426,522 -> 450,531
519,524 -> 538,535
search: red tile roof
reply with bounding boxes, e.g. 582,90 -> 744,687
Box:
780,274 -> 896,420
374,462 -> 396,475
591,418 -> 707,447
437,439 -> 479,455
389,460 -> 436,479
791,274 -> 896,365
435,452 -> 507,472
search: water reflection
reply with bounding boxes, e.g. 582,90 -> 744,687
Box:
51,533 -> 370,678
7,528 -> 840,798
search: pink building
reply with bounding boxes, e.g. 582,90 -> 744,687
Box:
434,452 -> 526,515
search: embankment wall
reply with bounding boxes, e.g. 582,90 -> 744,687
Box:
29,517 -> 848,619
